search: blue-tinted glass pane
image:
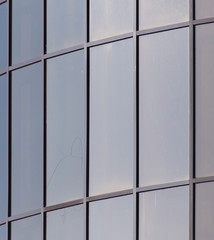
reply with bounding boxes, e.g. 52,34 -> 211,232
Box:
0,3 -> 7,70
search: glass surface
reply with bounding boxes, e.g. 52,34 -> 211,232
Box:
0,3 -> 7,70
47,0 -> 85,53
139,28 -> 189,186
89,195 -> 133,240
12,0 -> 42,65
47,51 -> 85,206
195,0 -> 214,19
196,182 -> 214,240
139,186 -> 189,240
89,39 -> 134,196
47,205 -> 84,240
0,225 -> 6,240
12,63 -> 42,215
90,0 -> 133,41
11,215 -> 41,240
139,0 -> 189,30
196,23 -> 214,177
0,75 -> 7,220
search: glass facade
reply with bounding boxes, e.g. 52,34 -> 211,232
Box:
0,1 -> 213,240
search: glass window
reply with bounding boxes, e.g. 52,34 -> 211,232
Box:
0,3 -> 7,71
90,0 -> 133,41
11,63 -> 42,215
0,225 -> 6,240
47,0 -> 85,53
46,51 -> 85,206
139,28 -> 189,187
0,75 -> 7,220
11,215 -> 41,240
139,186 -> 189,240
139,0 -> 189,30
89,195 -> 133,240
195,0 -> 214,19
12,0 -> 42,65
47,205 -> 84,240
89,39 -> 134,196
195,182 -> 214,240
196,23 -> 214,177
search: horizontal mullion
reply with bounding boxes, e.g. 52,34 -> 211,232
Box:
193,176 -> 214,184
0,220 -> 6,226
0,0 -> 6,5
9,57 -> 42,72
193,17 -> 214,26
8,209 -> 41,223
0,69 -> 7,76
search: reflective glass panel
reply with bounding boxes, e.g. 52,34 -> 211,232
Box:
89,39 -> 134,196
139,0 -> 189,30
195,0 -> 214,19
47,51 -> 85,206
0,3 -> 7,70
139,28 -> 189,186
47,205 -> 84,240
0,75 -> 7,220
89,195 -> 133,240
0,225 -> 6,240
12,63 -> 42,215
196,182 -> 214,240
139,186 -> 189,240
90,0 -> 133,41
196,23 -> 214,177
11,215 -> 41,240
47,0 -> 85,53
12,0 -> 42,65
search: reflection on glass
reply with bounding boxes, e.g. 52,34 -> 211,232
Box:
89,39 -> 134,196
11,215 -> 41,240
47,51 -> 85,206
139,186 -> 189,240
12,63 -> 42,215
47,0 -> 85,53
89,195 -> 133,240
0,75 -> 7,220
0,225 -> 6,240
47,205 -> 84,240
12,0 -> 42,65
196,182 -> 214,240
195,0 -> 214,19
0,3 -> 7,70
196,23 -> 214,177
139,28 -> 189,186
139,0 -> 189,30
90,0 -> 133,41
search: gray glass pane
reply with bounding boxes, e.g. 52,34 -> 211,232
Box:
139,28 -> 189,187
12,0 -> 42,65
89,39 -> 134,196
196,182 -> 214,240
0,75 -> 7,220
11,215 -> 41,240
90,0 -> 133,41
196,23 -> 214,177
47,0 -> 85,53
139,186 -> 189,240
195,0 -> 214,19
47,51 -> 85,206
0,225 -> 6,240
47,205 -> 84,240
0,3 -> 7,70
139,0 -> 189,30
12,63 -> 42,215
89,195 -> 133,240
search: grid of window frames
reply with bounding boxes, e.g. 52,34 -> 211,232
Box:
0,0 -> 214,240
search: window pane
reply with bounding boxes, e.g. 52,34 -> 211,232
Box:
0,225 -> 6,240
89,39 -> 134,196
47,0 -> 85,53
0,3 -> 7,70
139,186 -> 189,240
12,63 -> 42,215
196,182 -> 214,240
0,75 -> 7,220
139,28 -> 189,186
90,0 -> 133,41
47,205 -> 84,240
47,51 -> 85,206
195,0 -> 214,19
89,195 -> 133,240
139,0 -> 189,30
12,0 -> 42,65
11,215 -> 41,240
196,23 -> 214,177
